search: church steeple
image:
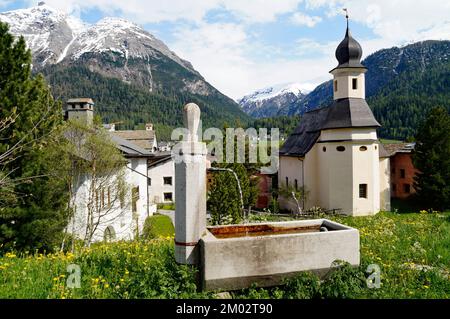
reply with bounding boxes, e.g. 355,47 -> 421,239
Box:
330,11 -> 367,100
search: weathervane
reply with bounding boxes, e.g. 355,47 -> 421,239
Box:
343,8 -> 349,29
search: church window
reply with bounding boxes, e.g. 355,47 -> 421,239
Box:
104,226 -> 116,242
352,78 -> 358,90
295,179 -> 298,191
286,177 -> 289,187
334,80 -> 338,92
359,146 -> 367,151
336,146 -> 346,152
359,184 -> 368,198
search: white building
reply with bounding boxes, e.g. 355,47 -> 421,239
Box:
65,100 -> 157,243
279,23 -> 390,216
147,153 -> 175,204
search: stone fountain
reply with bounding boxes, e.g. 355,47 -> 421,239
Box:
174,103 -> 360,291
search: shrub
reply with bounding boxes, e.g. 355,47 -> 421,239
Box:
319,261 -> 367,299
142,215 -> 174,240
282,272 -> 321,299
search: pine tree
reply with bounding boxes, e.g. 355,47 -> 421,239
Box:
0,22 -> 67,252
413,106 -> 450,210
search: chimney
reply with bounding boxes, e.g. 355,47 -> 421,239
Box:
145,123 -> 153,131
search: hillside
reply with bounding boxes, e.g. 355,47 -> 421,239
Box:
0,3 -> 249,138
273,41 -> 450,140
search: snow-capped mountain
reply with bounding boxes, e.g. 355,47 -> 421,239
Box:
0,2 -> 203,90
0,3 -> 86,66
0,2 -> 247,129
238,83 -> 309,118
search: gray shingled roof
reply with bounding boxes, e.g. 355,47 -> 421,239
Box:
111,130 -> 156,151
109,134 -> 154,157
280,98 -> 380,157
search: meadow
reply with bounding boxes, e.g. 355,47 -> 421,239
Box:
0,211 -> 449,299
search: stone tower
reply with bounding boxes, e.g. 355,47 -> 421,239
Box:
65,98 -> 94,126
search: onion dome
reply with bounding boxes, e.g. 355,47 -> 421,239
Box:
334,27 -> 365,69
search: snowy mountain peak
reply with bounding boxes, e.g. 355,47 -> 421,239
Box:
0,4 -> 194,72
238,83 -> 309,118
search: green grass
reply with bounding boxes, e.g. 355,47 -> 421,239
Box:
0,211 -> 449,299
142,214 -> 175,240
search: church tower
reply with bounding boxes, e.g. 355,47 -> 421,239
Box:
316,16 -> 381,216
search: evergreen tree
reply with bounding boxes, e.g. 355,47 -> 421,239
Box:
413,106 -> 450,210
0,22 -> 67,252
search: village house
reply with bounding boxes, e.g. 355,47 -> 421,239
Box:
383,143 -> 418,199
147,152 -> 175,204
64,99 -> 157,242
279,23 -> 391,216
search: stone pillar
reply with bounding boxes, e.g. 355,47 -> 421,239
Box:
174,103 -> 207,265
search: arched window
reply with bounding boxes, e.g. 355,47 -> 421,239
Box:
359,146 -> 368,151
336,146 -> 346,152
104,226 -> 116,242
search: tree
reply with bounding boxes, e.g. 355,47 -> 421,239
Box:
60,120 -> 130,247
413,106 -> 450,210
0,22 -> 67,252
207,163 -> 258,225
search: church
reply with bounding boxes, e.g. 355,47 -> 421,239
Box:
279,21 -> 391,216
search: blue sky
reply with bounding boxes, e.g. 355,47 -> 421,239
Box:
1,0 -> 450,99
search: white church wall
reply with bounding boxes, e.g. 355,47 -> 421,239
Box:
351,143 -> 380,216
332,68 -> 366,100
379,157 -> 391,212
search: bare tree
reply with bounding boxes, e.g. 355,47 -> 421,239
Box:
62,121 -> 131,248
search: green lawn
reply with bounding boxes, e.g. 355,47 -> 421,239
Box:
142,214 -> 175,239
0,210 -> 449,299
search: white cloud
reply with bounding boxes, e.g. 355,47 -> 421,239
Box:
31,0 -> 304,24
290,12 -> 322,27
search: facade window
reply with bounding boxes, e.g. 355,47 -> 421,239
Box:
392,184 -> 397,192
286,177 -> 289,187
337,146 -> 346,152
334,80 -> 338,92
404,184 -> 411,194
163,176 -> 173,185
391,168 -> 396,175
131,187 -> 139,213
323,146 -> 327,152
295,179 -> 298,191
359,184 -> 368,199
148,177 -> 151,186
359,146 -> 367,151
400,169 -> 406,179
164,192 -> 173,202
352,78 -> 358,90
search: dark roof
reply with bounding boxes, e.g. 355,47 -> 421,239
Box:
280,98 -> 380,157
322,98 -> 381,130
332,27 -> 365,71
279,107 -> 329,157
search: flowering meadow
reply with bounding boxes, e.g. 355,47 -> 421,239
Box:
0,211 -> 449,299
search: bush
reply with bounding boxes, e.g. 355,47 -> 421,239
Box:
282,272 -> 321,299
319,261 -> 366,299
142,215 -> 174,240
